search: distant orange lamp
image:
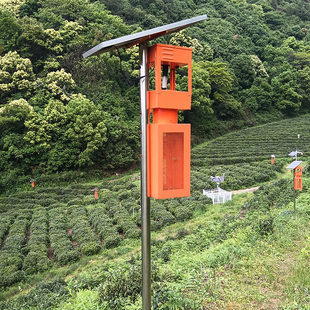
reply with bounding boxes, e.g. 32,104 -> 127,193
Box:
30,179 -> 35,188
92,187 -> 99,199
271,155 -> 275,165
147,44 -> 191,199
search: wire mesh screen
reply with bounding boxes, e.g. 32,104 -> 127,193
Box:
163,132 -> 184,191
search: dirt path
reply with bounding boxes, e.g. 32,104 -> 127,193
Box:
232,186 -> 260,195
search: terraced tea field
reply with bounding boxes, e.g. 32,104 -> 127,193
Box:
1,115 -> 310,309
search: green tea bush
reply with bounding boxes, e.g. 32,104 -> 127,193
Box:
126,183 -> 137,190
0,210 -> 32,287
68,206 -> 101,256
67,198 -> 83,206
0,279 -> 70,310
49,208 -> 79,265
0,212 -> 14,246
98,262 -> 142,308
88,207 -> 122,249
109,204 -> 141,238
176,228 -> 190,239
23,208 -> 51,274
117,190 -> 131,201
150,203 -> 175,230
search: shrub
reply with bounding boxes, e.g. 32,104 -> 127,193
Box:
69,206 -> 101,256
49,208 -> 79,265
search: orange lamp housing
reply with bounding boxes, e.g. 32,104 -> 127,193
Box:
147,44 -> 192,111
295,166 -> 302,177
295,177 -> 302,190
294,166 -> 302,190
147,44 -> 192,199
94,189 -> 98,199
148,123 -> 190,199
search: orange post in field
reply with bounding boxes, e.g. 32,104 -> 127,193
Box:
30,179 -> 35,188
147,44 -> 192,199
271,155 -> 275,165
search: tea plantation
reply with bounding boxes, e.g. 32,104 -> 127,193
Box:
1,115 -> 310,309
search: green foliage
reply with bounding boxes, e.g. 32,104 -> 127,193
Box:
49,208 -> 79,265
68,206 -> 101,256
0,279 -> 70,310
0,9 -> 21,53
98,259 -> 142,308
0,51 -> 35,100
1,0 -> 310,175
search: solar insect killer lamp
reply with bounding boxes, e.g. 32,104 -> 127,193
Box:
83,14 -> 207,310
286,160 -> 303,212
30,179 -> 35,188
271,155 -> 275,165
147,44 -> 192,199
91,187 -> 99,199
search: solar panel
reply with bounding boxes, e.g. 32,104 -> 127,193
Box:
286,161 -> 303,169
83,14 -> 207,58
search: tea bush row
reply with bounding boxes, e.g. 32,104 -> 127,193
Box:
88,206 -> 122,249
191,160 -> 283,192
0,210 -> 32,287
108,204 -> 141,239
150,202 -> 175,231
240,179 -> 294,237
165,199 -> 196,222
68,206 -> 101,256
23,208 -> 51,275
49,208 -> 79,265
0,211 -> 15,246
191,115 -> 310,166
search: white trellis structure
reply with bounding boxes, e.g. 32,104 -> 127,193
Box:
203,187 -> 232,205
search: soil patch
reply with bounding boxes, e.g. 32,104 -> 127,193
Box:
47,244 -> 55,261
232,186 -> 260,195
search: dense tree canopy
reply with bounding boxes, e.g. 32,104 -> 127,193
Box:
1,0 -> 310,178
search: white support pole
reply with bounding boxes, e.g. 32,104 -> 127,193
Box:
139,41 -> 151,310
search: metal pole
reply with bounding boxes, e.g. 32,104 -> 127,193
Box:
139,41 -> 151,310
293,168 -> 296,212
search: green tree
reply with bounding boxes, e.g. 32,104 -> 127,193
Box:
0,51 -> 35,102
0,9 -> 21,54
271,70 -> 302,113
0,99 -> 33,170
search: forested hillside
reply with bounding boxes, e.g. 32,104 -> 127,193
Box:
1,0 -> 310,189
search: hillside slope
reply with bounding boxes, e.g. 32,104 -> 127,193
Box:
0,115 -> 310,309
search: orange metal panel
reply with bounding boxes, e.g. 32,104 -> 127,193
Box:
153,109 -> 178,124
148,124 -> 190,199
295,176 -> 302,190
148,90 -> 191,110
148,44 -> 192,65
